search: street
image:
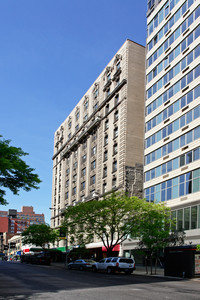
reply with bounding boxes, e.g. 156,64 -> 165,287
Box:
0,261 -> 200,299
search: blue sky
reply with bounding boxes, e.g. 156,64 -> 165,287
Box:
0,0 -> 147,224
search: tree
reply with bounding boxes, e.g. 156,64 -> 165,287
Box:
0,135 -> 41,205
137,201 -> 175,274
62,192 -> 146,257
22,224 -> 59,248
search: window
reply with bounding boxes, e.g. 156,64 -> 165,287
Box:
84,114 -> 88,122
107,73 -> 111,81
112,177 -> 117,188
105,104 -> 109,114
72,186 -> 76,196
92,130 -> 97,141
66,180 -> 69,187
104,150 -> 108,161
75,124 -> 79,131
81,167 -> 86,177
115,77 -> 120,86
91,160 -> 96,170
68,133 -> 71,139
76,111 -> 80,121
113,160 -> 117,172
84,100 -> 89,111
74,150 -> 78,158
82,154 -> 87,163
73,174 -> 77,182
114,111 -> 119,122
115,94 -> 119,106
82,140 -> 87,150
81,181 -> 85,191
113,143 -> 118,155
94,87 -> 99,99
90,175 -> 96,185
116,61 -> 120,70
91,146 -> 97,156
66,168 -> 70,175
73,162 -> 77,170
114,127 -> 118,138
93,103 -> 98,112
103,166 -> 107,178
104,135 -> 108,146
105,120 -> 109,130
107,88 -> 110,97
68,121 -> 72,129
103,183 -> 107,193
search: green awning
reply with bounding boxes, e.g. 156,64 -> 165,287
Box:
56,247 -> 66,252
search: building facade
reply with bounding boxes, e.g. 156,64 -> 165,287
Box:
51,40 -> 145,251
0,206 -> 45,252
144,0 -> 200,244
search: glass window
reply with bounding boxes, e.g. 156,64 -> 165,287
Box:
194,85 -> 200,99
167,160 -> 172,172
187,90 -> 193,104
184,207 -> 190,230
177,209 -> 183,231
195,65 -> 200,79
193,177 -> 199,193
191,206 -> 197,229
186,151 -> 192,164
186,131 -> 193,144
180,135 -> 185,147
194,127 -> 200,140
173,157 -> 179,170
186,110 -> 192,124
194,148 -> 200,161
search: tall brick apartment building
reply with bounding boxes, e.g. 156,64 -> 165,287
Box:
51,39 -> 145,251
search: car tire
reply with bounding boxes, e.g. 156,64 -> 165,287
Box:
106,267 -> 112,274
92,266 -> 97,272
79,266 -> 84,271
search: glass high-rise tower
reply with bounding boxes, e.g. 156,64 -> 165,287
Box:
145,0 -> 200,244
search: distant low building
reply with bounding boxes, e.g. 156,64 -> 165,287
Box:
0,206 -> 45,253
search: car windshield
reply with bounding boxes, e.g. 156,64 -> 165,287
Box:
84,259 -> 96,263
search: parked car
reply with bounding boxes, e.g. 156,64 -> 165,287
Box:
92,257 -> 135,274
68,259 -> 96,270
21,252 -> 51,265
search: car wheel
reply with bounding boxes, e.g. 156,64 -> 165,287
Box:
106,267 -> 112,274
92,266 -> 97,272
79,266 -> 84,271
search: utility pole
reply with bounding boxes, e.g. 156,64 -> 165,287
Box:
65,232 -> 68,268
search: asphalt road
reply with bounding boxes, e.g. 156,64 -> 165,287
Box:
0,261 -> 200,300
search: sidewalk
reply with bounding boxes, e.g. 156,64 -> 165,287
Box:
51,262 -> 165,277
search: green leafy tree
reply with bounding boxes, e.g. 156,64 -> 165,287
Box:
137,201 -> 175,274
62,192 -> 146,257
0,135 -> 41,205
22,224 -> 59,248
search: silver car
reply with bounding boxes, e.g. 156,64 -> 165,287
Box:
68,259 -> 96,271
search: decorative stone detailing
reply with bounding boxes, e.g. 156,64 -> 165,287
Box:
125,163 -> 143,198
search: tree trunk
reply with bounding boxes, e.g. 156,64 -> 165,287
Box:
155,256 -> 157,275
145,256 -> 148,274
150,253 -> 153,275
107,248 -> 113,257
